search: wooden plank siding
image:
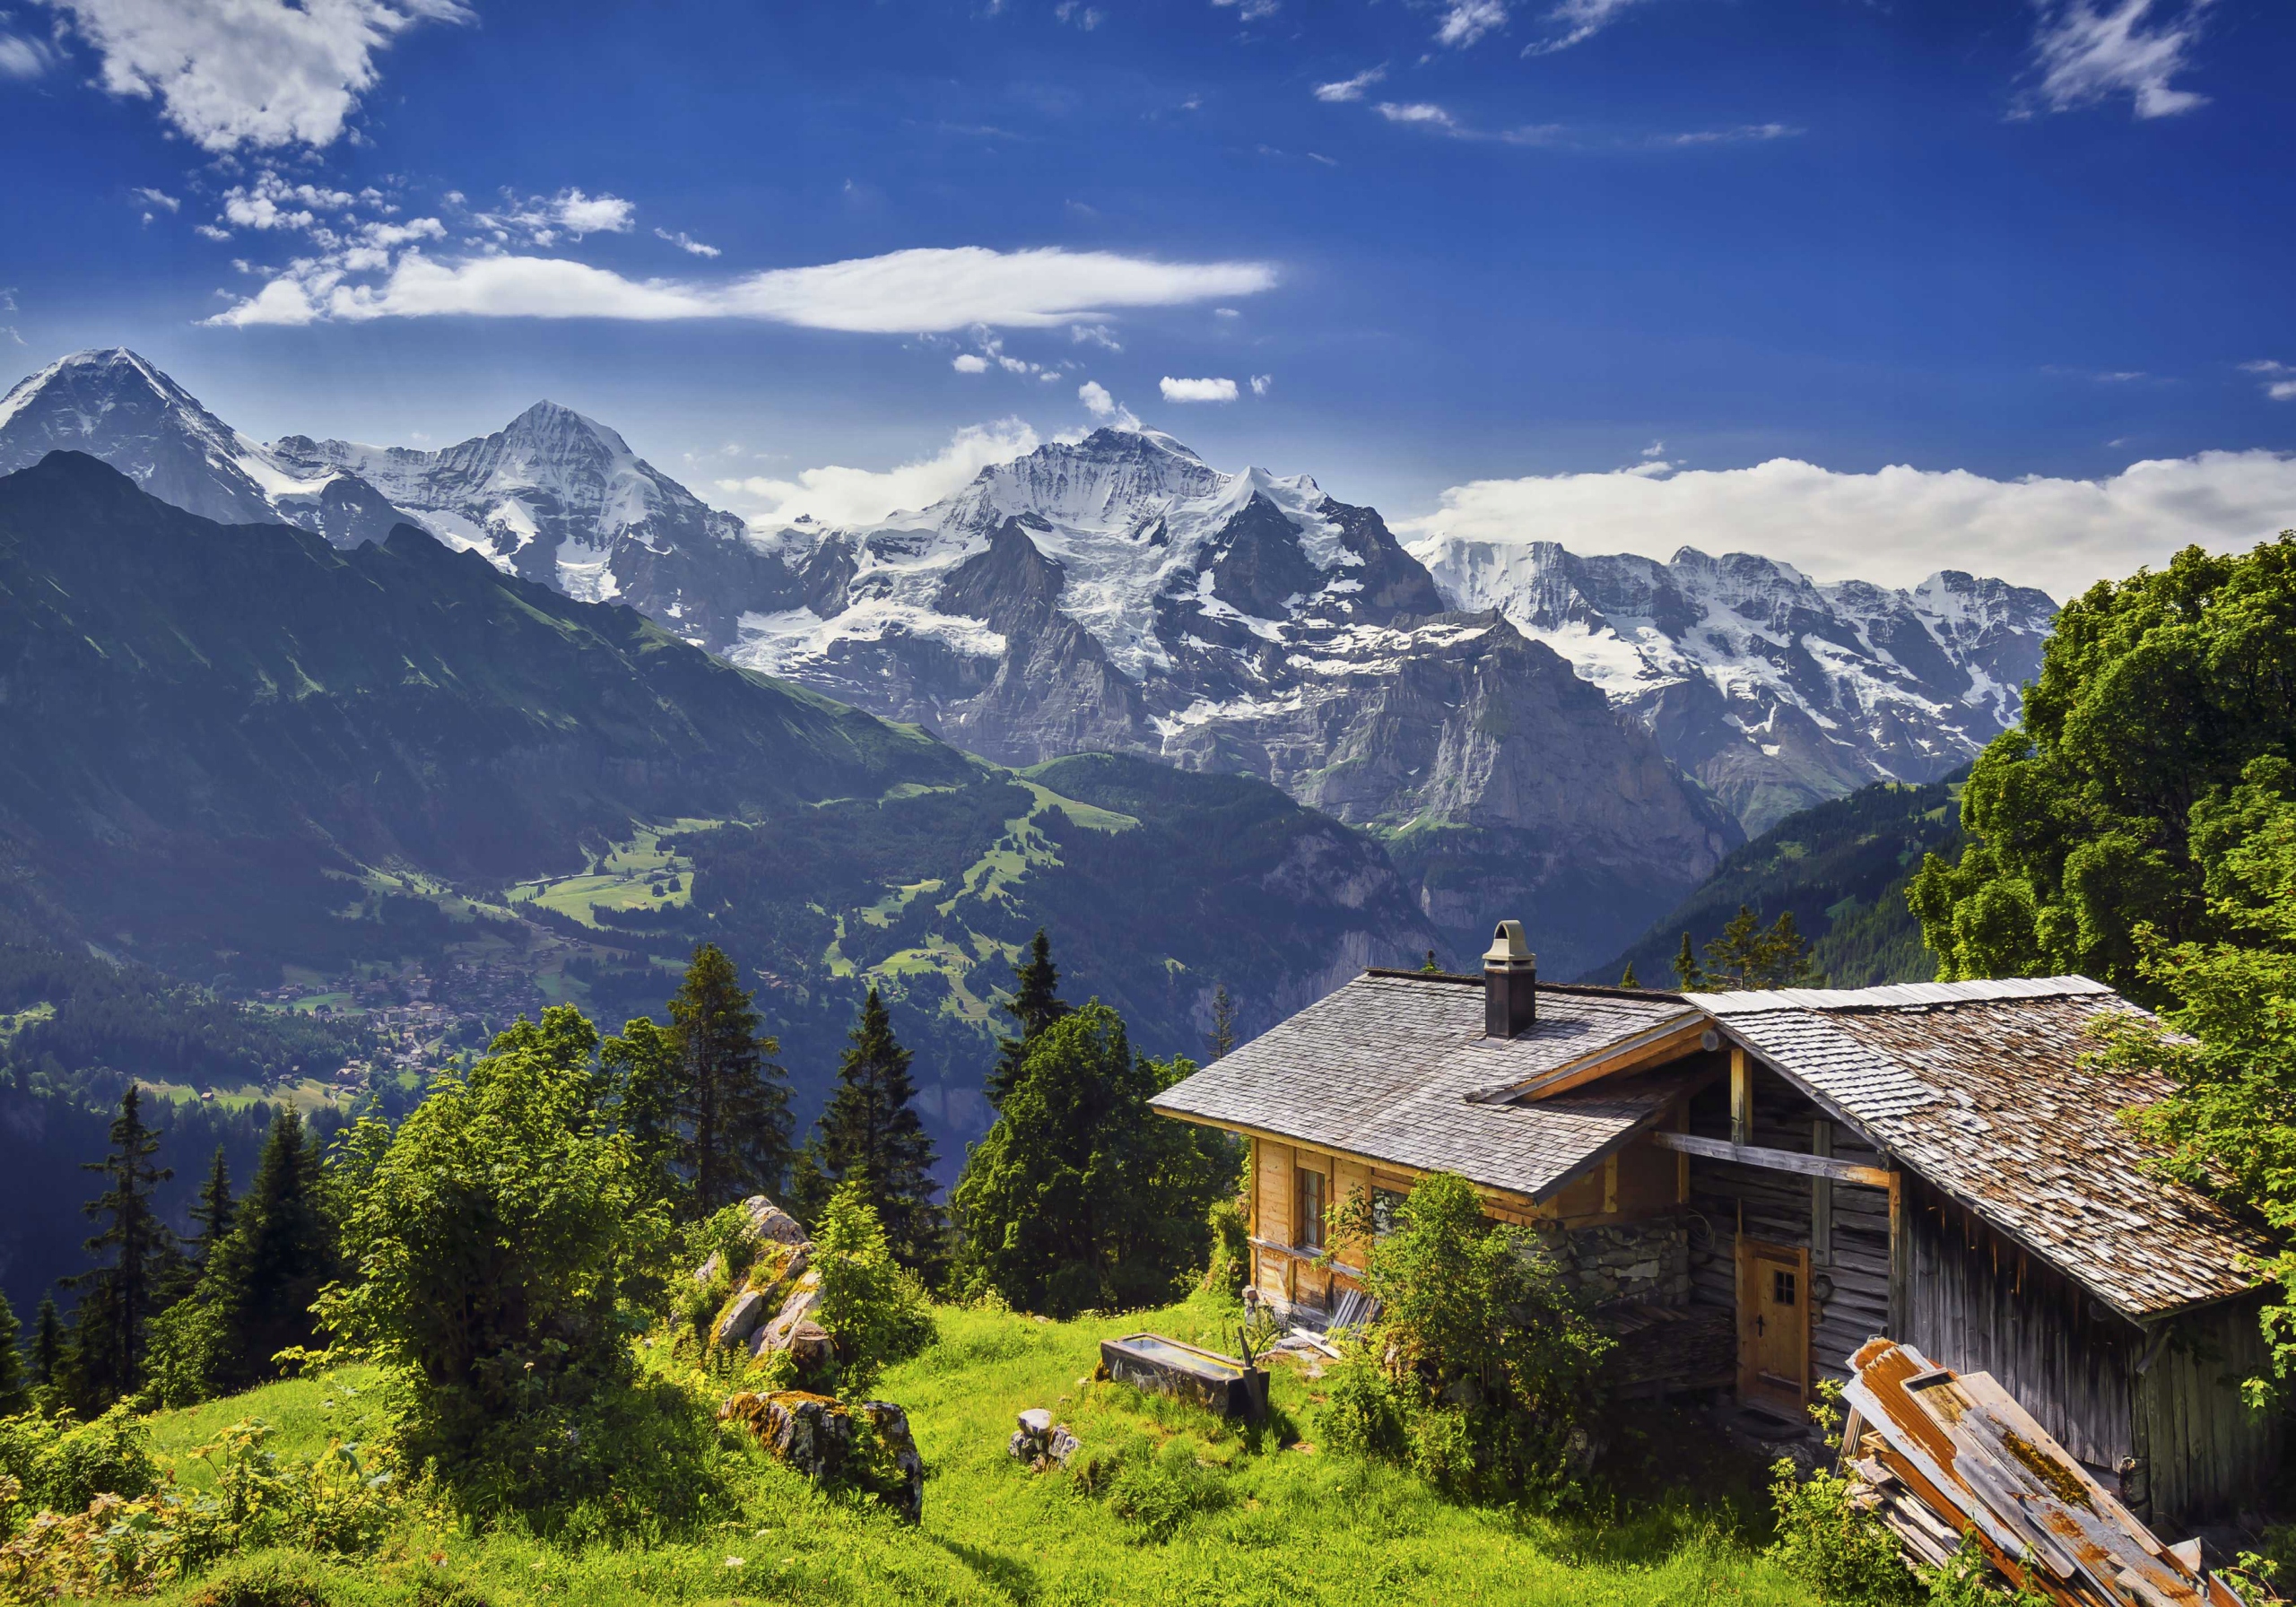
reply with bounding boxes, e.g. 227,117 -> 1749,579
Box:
2133,1294 -> 2278,1524
1684,1068 -> 1893,1390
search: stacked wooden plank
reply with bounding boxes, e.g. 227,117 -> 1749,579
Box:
1839,1338 -> 2242,1607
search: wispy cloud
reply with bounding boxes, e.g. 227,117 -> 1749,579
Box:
0,28 -> 58,79
1078,380 -> 1139,428
1435,1 -> 1506,48
1313,65 -> 1386,103
1210,0 -> 1281,20
1161,375 -> 1239,403
210,244 -> 1280,331
1053,1 -> 1104,28
655,228 -> 721,258
2243,360 -> 2296,402
2022,0 -> 2215,120
39,0 -> 472,151
128,186 -> 179,215
718,421 -> 1042,529
1249,373 -> 1272,396
1523,0 -> 1644,56
1375,100 -> 1460,130
1657,123 -> 1798,146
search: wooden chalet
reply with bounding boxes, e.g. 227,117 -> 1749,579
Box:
1152,922 -> 2279,1524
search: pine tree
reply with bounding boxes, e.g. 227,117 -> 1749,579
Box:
0,1288 -> 27,1416
189,1146 -> 237,1268
30,1296 -> 63,1392
800,988 -> 944,1273
1207,984 -> 1238,1061
670,943 -> 793,1215
1673,932 -> 1700,989
1692,905 -> 1823,991
67,1085 -> 174,1404
199,1109 -> 337,1390
987,929 -> 1071,1108
1619,961 -> 1639,989
1420,949 -> 1441,974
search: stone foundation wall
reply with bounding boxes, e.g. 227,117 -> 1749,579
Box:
1537,1216 -> 1692,1308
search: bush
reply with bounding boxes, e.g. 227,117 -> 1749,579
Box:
1316,1345 -> 1406,1462
1101,1439 -> 1231,1542
1198,1195 -> 1248,1299
1765,1456 -> 1916,1604
0,1403 -> 158,1516
811,1180 -> 936,1398
144,1299 -> 231,1410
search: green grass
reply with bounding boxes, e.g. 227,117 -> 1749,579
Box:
117,1297 -> 1818,1607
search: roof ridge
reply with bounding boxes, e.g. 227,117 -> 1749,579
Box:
1688,975 -> 2114,1014
1358,967 -> 1687,1002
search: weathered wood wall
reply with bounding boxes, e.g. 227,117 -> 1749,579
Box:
2130,1287 -> 2277,1524
1684,1068 -> 1893,1388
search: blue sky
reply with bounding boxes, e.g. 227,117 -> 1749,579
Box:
1,0 -> 2291,594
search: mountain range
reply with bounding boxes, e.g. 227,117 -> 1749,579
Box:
0,348 -> 2055,974
0,450 -> 1437,1157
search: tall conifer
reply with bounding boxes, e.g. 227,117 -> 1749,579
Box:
30,1297 -> 63,1392
799,988 -> 942,1272
986,929 -> 1070,1107
69,1085 -> 173,1403
669,944 -> 793,1215
189,1146 -> 237,1268
201,1109 -> 336,1389
1206,984 -> 1238,1061
0,1289 -> 27,1416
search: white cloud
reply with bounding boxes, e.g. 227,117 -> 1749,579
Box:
128,186 -> 178,213
2244,360 -> 2296,402
1069,322 -> 1122,351
39,0 -> 472,151
1313,65 -> 1386,102
1435,0 -> 1505,48
655,227 -> 720,258
2024,0 -> 2213,119
952,352 -> 989,373
219,170 -> 357,232
1661,123 -> 1797,146
1210,0 -> 1280,19
1398,449 -> 2296,601
1079,380 -> 1118,418
1375,101 -> 1458,130
194,223 -> 230,241
1161,375 -> 1239,403
210,275 -> 321,327
551,187 -> 633,237
1524,0 -> 1643,56
717,421 -> 1040,529
1053,0 -> 1102,25
1249,373 -> 1272,395
0,30 -> 58,78
209,244 -> 1278,331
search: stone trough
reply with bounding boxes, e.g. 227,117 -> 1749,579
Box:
1099,1333 -> 1267,1419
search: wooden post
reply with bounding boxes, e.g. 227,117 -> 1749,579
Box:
1603,1153 -> 1620,1216
1674,1100 -> 1690,1204
1886,1169 -> 1906,1340
1812,1121 -> 1833,1268
1729,1047 -> 1752,1147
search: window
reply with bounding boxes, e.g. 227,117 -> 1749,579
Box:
1370,1186 -> 1408,1238
1772,1269 -> 1797,1307
1296,1166 -> 1326,1251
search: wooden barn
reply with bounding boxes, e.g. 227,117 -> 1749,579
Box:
1152,922 -> 2280,1524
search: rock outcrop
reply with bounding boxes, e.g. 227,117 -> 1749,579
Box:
702,1195 -> 831,1373
718,1391 -> 925,1524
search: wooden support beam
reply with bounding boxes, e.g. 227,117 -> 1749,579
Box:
1674,1100 -> 1691,1204
1887,1170 -> 1907,1341
1813,1120 -> 1834,1269
1730,1047 -> 1752,1146
1650,1128 -> 1897,1188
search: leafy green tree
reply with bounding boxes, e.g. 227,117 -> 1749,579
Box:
790,988 -> 943,1273
808,1179 -> 935,1399
198,1109 -> 337,1391
0,1289 -> 27,1416
668,944 -> 792,1215
598,1014 -> 683,1211
1206,984 -> 1238,1061
1325,1170 -> 1610,1500
66,1085 -> 174,1404
952,1003 -> 1234,1316
319,1005 -> 667,1468
1911,534 -> 2296,995
986,928 -> 1070,1108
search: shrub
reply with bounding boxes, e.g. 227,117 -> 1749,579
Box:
0,1403 -> 158,1516
1198,1195 -> 1248,1299
144,1299 -> 230,1410
811,1180 -> 935,1398
1765,1456 -> 1916,1604
1316,1346 -> 1406,1462
1103,1440 -> 1231,1542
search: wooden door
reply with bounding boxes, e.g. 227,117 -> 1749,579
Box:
1738,1240 -> 1811,1418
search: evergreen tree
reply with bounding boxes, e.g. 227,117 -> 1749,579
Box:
600,1015 -> 683,1211
1673,932 -> 1700,989
30,1296 -> 63,1392
67,1085 -> 174,1403
188,1145 -> 237,1267
1207,984 -> 1238,1061
1619,961 -> 1639,989
669,943 -> 793,1215
199,1109 -> 337,1389
0,1288 -> 27,1416
1692,905 -> 1822,990
1420,949 -> 1441,974
952,1003 -> 1234,1316
798,988 -> 943,1273
987,929 -> 1072,1108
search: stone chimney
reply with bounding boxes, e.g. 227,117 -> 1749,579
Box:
1483,920 -> 1537,1038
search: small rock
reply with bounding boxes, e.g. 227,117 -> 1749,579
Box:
694,1251 -> 724,1287
1018,1408 -> 1052,1436
742,1194 -> 809,1247
1045,1428 -> 1079,1467
717,1290 -> 770,1348
861,1402 -> 925,1524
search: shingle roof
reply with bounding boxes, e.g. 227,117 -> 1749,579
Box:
1707,983 -> 2267,1320
1152,972 -> 1696,1202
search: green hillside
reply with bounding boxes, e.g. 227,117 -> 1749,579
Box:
1583,774 -> 1964,989
31,1294 -> 1813,1607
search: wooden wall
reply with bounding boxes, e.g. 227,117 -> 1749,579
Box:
2134,1293 -> 2280,1524
1683,1068 -> 1893,1389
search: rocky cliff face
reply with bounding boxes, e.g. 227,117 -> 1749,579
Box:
1409,537 -> 2055,833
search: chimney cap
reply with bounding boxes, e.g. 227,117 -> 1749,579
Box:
1483,920 -> 1534,965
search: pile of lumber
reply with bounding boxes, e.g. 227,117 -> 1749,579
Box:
1839,1338 -> 2242,1607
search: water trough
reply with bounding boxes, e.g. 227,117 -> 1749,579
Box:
1099,1333 -> 1268,1419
